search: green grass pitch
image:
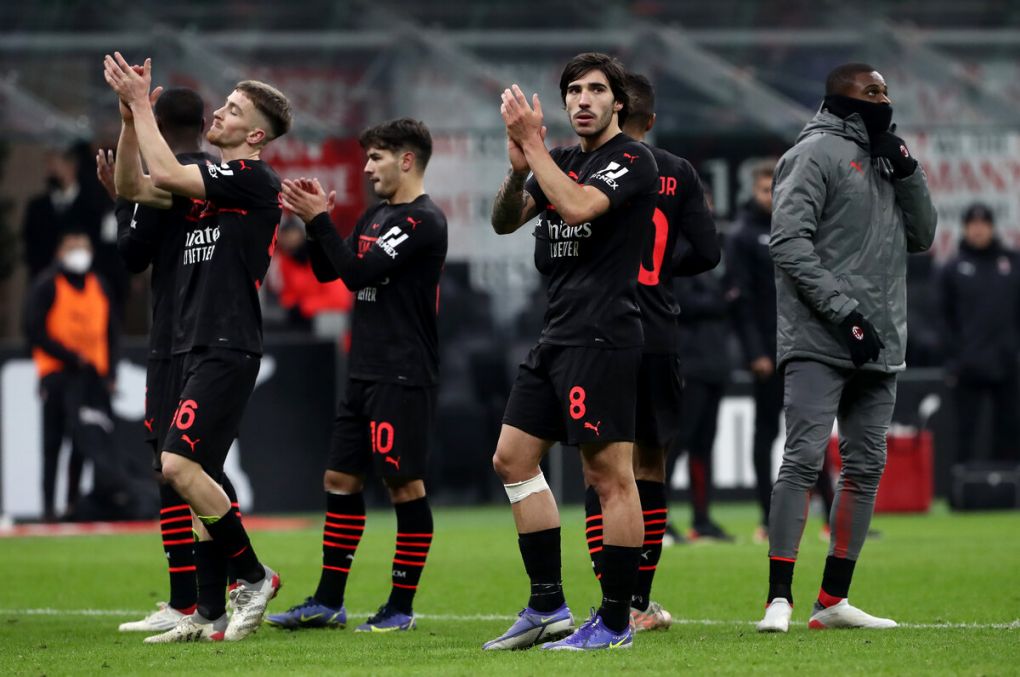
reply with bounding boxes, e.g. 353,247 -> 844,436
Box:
2,503 -> 1018,675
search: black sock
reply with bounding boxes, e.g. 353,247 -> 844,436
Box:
768,557 -> 795,605
518,527 -> 565,613
220,474 -> 241,586
387,496 -> 433,614
633,480 -> 667,612
195,540 -> 228,620
158,483 -> 197,612
203,509 -> 263,583
584,486 -> 603,580
597,545 -> 641,633
314,492 -> 366,608
689,454 -> 710,526
818,555 -> 856,607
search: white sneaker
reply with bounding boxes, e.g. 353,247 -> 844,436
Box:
143,613 -> 227,643
630,600 -> 673,632
808,599 -> 897,629
757,598 -> 792,633
119,602 -> 190,632
224,565 -> 281,641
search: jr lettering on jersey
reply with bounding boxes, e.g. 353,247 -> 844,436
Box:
182,226 -> 220,265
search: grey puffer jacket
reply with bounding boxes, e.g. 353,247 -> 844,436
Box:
770,110 -> 937,373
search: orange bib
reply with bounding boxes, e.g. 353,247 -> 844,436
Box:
33,273 -> 110,378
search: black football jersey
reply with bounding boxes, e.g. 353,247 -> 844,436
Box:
527,132 -> 658,348
637,145 -> 718,354
116,151 -> 215,359
173,158 -> 282,355
306,194 -> 448,386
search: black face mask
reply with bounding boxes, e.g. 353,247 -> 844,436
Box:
823,94 -> 893,141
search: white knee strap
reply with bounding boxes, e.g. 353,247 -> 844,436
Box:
504,472 -> 550,504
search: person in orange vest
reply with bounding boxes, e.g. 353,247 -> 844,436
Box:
24,229 -> 118,521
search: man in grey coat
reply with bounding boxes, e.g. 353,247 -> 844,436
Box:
756,63 -> 937,633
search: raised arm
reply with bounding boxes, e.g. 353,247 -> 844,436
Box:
491,169 -> 538,235
104,54 -> 205,199
110,121 -> 172,209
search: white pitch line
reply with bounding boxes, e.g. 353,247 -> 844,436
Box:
1,608 -> 1017,630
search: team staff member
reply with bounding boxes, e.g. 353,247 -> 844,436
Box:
757,63 -> 936,633
25,230 -> 118,522
939,203 -> 1020,463
485,53 -> 657,652
268,118 -> 447,633
105,53 -> 290,642
582,72 -> 719,632
97,88 -> 246,637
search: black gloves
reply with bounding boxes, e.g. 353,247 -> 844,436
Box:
839,311 -> 885,367
871,131 -> 918,180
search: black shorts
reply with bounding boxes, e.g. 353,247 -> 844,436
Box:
328,379 -> 436,480
503,343 -> 641,446
634,352 -> 684,449
162,347 -> 260,475
145,357 -> 179,467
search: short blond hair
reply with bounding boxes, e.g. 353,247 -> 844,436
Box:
235,80 -> 292,141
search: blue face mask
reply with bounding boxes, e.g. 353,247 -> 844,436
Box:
823,94 -> 893,142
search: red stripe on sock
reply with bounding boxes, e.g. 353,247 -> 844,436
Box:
230,545 -> 248,558
172,603 -> 198,615
585,525 -> 603,534
322,564 -> 350,573
638,565 -> 657,571
231,502 -> 240,507
323,532 -> 362,542
167,565 -> 197,573
392,558 -> 426,567
159,515 -> 192,526
391,582 -> 418,590
326,512 -> 366,520
585,514 -> 604,522
817,588 -> 844,608
642,508 -> 668,516
642,539 -> 663,546
769,556 -> 797,563
586,536 -> 602,543
324,521 -> 365,531
161,527 -> 193,536
588,546 -> 603,554
394,550 -> 427,557
159,504 -> 190,514
644,518 -> 667,527
323,540 -> 358,550
644,528 -> 666,536
395,532 -> 433,538
395,541 -> 430,548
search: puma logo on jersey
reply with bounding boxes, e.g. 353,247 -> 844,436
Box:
406,216 -> 422,230
584,420 -> 602,436
385,456 -> 401,471
143,418 -> 154,433
181,434 -> 201,453
850,160 -> 864,174
622,152 -> 639,164
238,160 -> 252,171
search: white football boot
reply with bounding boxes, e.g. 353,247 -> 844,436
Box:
808,599 -> 897,629
756,598 -> 793,633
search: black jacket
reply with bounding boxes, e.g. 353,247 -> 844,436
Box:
674,242 -> 731,384
725,201 -> 776,364
939,239 -> 1020,382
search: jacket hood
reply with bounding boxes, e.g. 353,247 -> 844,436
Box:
796,108 -> 870,149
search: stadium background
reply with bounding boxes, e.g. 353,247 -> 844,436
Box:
2,0 -> 1020,517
